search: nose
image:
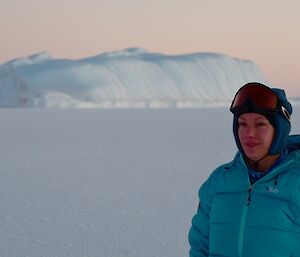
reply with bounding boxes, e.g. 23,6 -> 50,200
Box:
245,125 -> 256,137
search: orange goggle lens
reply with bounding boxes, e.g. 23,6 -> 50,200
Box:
231,83 -> 278,110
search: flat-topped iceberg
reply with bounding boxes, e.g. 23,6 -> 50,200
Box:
0,48 -> 269,108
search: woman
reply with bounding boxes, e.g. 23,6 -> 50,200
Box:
188,82 -> 300,257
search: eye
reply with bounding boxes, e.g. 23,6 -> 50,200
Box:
238,121 -> 246,127
256,122 -> 266,127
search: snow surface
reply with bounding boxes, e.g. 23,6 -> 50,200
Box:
1,106 -> 299,257
0,48 -> 269,108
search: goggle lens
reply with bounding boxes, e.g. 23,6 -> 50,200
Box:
231,83 -> 278,110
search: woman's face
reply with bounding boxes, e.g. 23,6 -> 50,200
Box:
238,113 -> 275,161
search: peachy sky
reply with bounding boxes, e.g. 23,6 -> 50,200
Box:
1,0 -> 299,96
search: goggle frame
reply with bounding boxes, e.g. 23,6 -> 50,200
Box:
230,83 -> 290,122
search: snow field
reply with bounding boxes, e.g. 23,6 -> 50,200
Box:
0,107 -> 299,257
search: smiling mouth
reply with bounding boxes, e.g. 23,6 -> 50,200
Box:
244,142 -> 259,148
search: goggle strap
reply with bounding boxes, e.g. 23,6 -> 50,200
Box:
281,106 -> 291,122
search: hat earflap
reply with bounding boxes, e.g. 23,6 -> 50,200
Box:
268,114 -> 291,155
233,115 -> 244,154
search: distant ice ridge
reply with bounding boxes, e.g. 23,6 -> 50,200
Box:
0,48 -> 269,108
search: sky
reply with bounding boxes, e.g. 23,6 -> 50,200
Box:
1,0 -> 299,96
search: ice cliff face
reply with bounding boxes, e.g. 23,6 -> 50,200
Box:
0,48 -> 269,108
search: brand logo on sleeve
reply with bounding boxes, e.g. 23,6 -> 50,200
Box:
267,186 -> 279,193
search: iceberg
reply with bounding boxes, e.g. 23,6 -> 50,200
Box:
0,48 -> 269,108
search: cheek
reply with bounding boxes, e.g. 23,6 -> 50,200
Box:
237,127 -> 246,139
262,128 -> 275,146
238,129 -> 242,140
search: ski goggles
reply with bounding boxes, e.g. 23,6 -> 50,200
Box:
230,83 -> 291,121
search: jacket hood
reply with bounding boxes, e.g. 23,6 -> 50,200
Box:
230,134 -> 300,177
286,134 -> 300,152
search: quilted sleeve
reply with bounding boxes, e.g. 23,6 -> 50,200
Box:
188,171 -> 217,257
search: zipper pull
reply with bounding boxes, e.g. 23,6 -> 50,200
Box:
246,186 -> 252,206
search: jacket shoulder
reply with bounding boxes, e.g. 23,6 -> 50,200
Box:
210,152 -> 242,177
199,153 -> 243,196
287,134 -> 300,153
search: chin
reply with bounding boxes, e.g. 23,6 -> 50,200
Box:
243,150 -> 267,161
246,155 -> 262,162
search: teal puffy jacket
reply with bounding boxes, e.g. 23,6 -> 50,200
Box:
189,135 -> 300,257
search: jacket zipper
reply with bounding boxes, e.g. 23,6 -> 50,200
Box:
236,156 -> 293,256
246,185 -> 252,206
238,185 -> 251,257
